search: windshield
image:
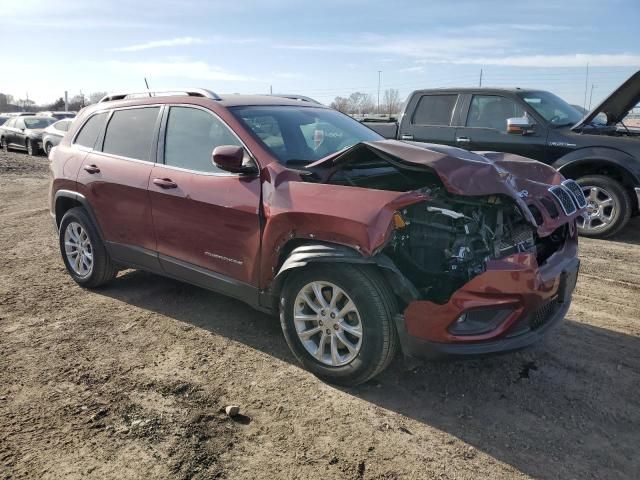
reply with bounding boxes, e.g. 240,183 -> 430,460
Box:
518,91 -> 583,127
24,117 -> 56,129
229,105 -> 383,166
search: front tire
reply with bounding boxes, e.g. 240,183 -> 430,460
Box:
59,207 -> 118,288
576,175 -> 631,238
44,142 -> 52,156
280,264 -> 398,386
0,137 -> 8,151
26,139 -> 37,156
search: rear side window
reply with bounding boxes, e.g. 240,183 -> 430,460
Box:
412,94 -> 458,126
103,107 -> 160,161
164,106 -> 242,173
74,113 -> 107,148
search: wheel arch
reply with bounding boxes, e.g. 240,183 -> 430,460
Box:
553,149 -> 640,211
54,190 -> 104,237
268,240 -> 419,310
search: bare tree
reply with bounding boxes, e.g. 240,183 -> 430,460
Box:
347,92 -> 375,115
330,96 -> 350,113
382,89 -> 402,117
88,92 -> 107,105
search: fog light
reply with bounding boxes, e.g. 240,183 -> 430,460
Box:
448,309 -> 514,336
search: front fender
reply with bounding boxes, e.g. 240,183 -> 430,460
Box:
271,242 -> 419,306
552,146 -> 640,187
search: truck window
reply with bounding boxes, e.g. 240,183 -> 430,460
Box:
466,95 -> 524,131
412,95 -> 458,126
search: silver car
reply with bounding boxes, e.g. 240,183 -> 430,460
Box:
42,119 -> 73,155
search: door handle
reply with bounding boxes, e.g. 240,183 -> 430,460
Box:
455,136 -> 471,144
401,134 -> 414,140
153,178 -> 178,189
83,164 -> 100,174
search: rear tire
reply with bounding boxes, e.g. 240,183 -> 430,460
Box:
0,137 -> 8,151
280,264 -> 398,386
59,207 -> 118,288
576,175 -> 631,238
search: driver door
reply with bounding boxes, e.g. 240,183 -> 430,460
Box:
149,105 -> 262,290
455,94 -> 549,161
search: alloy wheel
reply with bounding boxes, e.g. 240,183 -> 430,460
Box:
64,222 -> 94,277
293,281 -> 363,367
577,185 -> 616,232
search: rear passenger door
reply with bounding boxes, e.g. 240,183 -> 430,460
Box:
148,105 -> 262,290
455,94 -> 549,160
400,93 -> 459,146
76,107 -> 161,269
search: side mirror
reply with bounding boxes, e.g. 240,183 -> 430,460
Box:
507,117 -> 534,135
212,145 -> 257,174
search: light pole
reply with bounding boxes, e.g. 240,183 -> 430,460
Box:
377,70 -> 382,114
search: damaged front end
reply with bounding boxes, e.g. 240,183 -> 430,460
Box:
303,140 -> 583,353
387,190 -> 567,304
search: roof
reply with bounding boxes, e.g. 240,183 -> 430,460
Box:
215,94 -> 326,107
410,87 -> 541,95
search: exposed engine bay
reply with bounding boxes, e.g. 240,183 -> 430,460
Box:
303,141 -> 574,304
386,190 -> 567,303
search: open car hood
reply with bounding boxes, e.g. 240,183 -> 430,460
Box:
572,69 -> 640,130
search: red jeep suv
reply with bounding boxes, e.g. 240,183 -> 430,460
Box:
49,89 -> 583,385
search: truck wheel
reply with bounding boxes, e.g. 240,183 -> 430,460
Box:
59,207 -> 118,288
280,264 -> 398,386
576,175 -> 631,238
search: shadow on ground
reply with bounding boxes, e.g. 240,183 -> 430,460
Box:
609,216 -> 640,245
98,270 -> 640,479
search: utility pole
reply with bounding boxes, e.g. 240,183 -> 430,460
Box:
64,91 -> 68,111
377,70 -> 382,114
270,85 -> 273,95
479,68 -> 483,87
583,63 -> 589,111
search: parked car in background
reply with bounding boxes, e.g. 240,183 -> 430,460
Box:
49,88 -> 582,385
37,111 -> 76,120
0,116 -> 57,155
362,70 -> 640,238
42,119 -> 73,155
0,115 -> 10,126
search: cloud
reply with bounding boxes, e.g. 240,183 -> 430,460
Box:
113,37 -> 204,52
103,60 -> 254,81
448,53 -> 640,67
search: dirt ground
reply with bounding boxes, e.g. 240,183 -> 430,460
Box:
0,149 -> 638,480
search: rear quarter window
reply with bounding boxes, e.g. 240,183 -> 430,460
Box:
412,94 -> 458,126
102,107 -> 160,161
74,113 -> 108,149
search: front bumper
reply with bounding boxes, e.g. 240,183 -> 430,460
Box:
396,240 -> 579,358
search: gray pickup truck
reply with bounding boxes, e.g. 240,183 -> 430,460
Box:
361,75 -> 640,238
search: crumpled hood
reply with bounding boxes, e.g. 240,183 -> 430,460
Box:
573,69 -> 640,129
306,140 -> 577,236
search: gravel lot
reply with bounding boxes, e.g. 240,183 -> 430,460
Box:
1,149 -> 639,480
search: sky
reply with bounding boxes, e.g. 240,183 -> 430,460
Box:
1,0 -> 639,108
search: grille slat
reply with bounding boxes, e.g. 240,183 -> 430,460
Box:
530,298 -> 560,330
549,185 -> 577,215
562,179 -> 587,208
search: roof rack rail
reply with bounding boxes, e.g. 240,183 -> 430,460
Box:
267,94 -> 322,105
98,88 -> 221,103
